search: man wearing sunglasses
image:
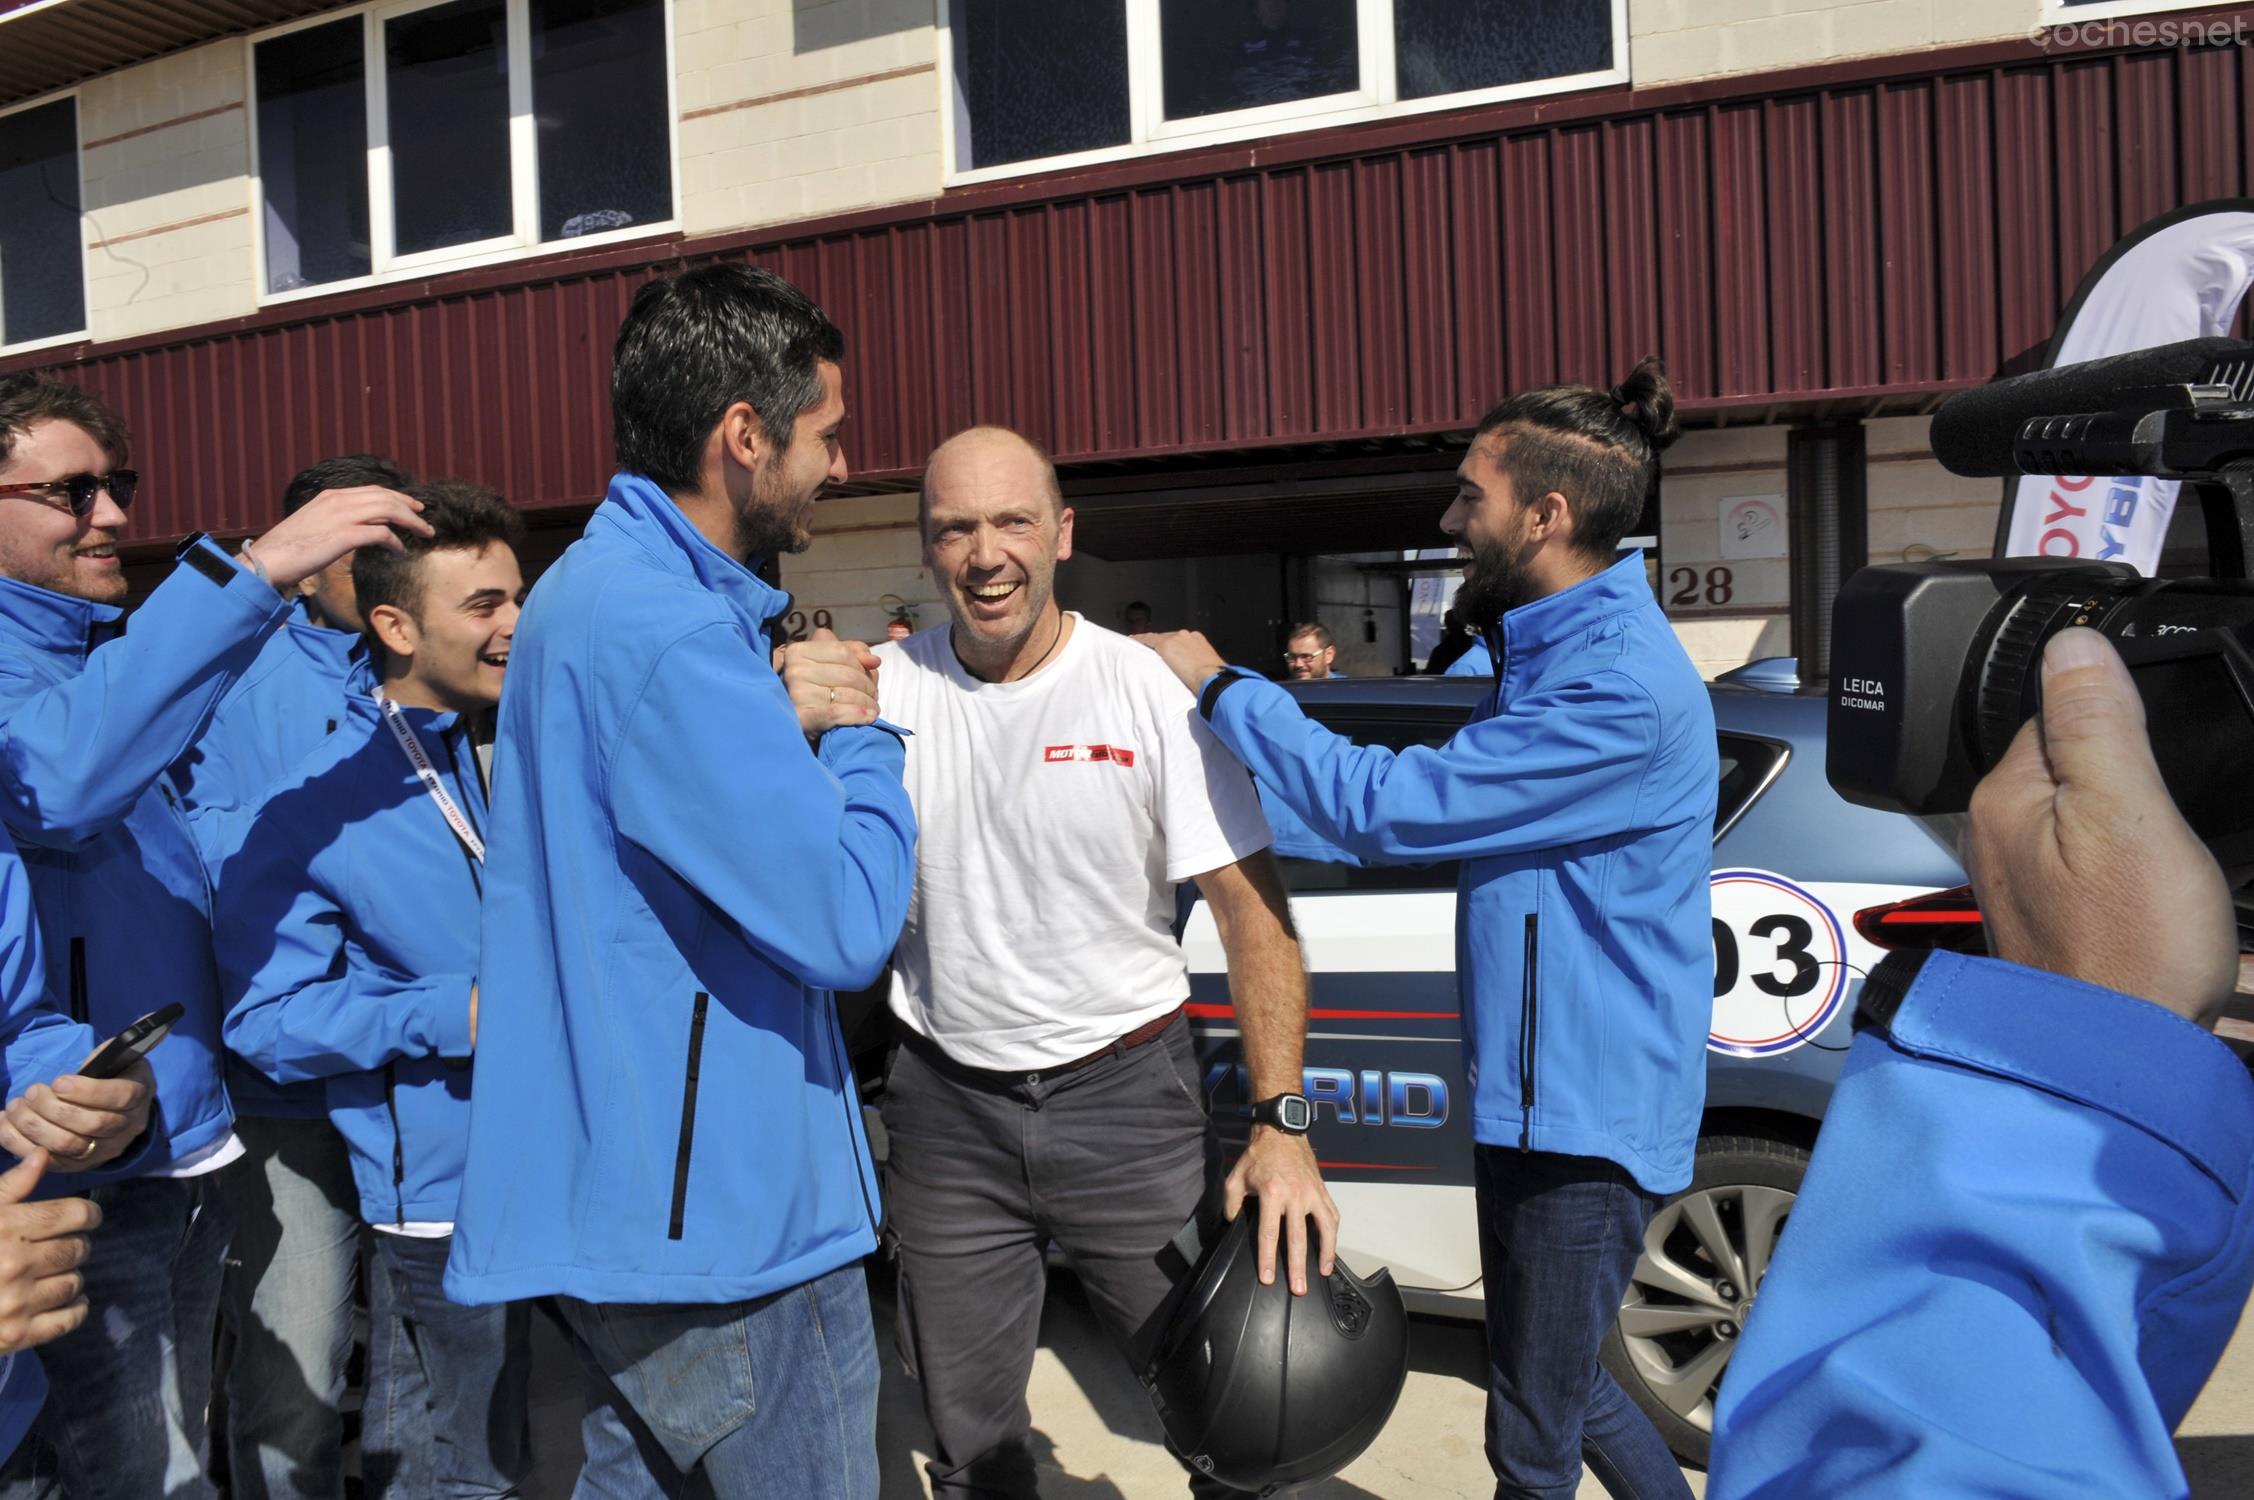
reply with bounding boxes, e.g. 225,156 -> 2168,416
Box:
0,373 -> 429,1500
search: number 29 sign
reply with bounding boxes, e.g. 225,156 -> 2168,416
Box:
1706,869 -> 1851,1057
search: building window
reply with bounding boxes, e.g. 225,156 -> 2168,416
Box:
252,0 -> 675,300
949,3 -> 1132,174
1787,424 -> 1867,682
942,0 -> 1626,181
0,97 -> 84,351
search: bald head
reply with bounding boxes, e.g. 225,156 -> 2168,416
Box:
918,426 -> 1063,537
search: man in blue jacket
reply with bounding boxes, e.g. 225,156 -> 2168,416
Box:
446,265 -> 916,1499
0,373 -> 429,1499
219,481 -> 529,1499
1709,627 -> 2254,1498
182,450 -> 410,1500
1147,360 -> 1712,1500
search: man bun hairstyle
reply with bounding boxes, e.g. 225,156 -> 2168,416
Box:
282,453 -> 413,516
1475,355 -> 1679,558
611,263 -> 846,496
353,479 -> 525,629
0,374 -> 127,469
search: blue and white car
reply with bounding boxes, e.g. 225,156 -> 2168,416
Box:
1180,661 -> 1969,1464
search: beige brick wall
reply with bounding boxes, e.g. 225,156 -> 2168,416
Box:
1630,0 -> 2042,86
1656,426 -> 1793,677
77,41 -> 258,342
777,493 -> 944,643
1865,415 -> 2004,564
675,0 -> 941,236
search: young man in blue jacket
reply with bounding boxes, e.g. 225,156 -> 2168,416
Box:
182,450 -> 411,1500
445,265 -> 916,1499
1710,627 -> 2254,1498
0,374 -> 428,1500
218,482 -> 529,1499
1147,361 -> 1713,1500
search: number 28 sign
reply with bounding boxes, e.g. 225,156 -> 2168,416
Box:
1706,869 -> 1851,1057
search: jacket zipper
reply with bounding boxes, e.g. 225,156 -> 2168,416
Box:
67,937 -> 87,1026
668,993 -> 710,1241
1519,913 -> 1539,1152
383,1062 -> 406,1228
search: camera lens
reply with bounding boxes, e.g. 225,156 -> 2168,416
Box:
1971,573 -> 2143,766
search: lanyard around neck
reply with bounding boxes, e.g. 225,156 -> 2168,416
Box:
373,689 -> 485,865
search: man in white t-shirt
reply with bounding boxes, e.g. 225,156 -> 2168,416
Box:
867,426 -> 1337,1500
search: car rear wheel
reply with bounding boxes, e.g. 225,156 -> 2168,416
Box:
1598,1132 -> 1810,1467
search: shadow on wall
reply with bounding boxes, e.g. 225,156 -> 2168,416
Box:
792,0 -> 932,54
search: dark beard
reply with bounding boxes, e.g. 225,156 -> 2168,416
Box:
734,509 -> 809,561
1456,541 -> 1531,633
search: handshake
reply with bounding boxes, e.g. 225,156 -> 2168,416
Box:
774,629 -> 884,738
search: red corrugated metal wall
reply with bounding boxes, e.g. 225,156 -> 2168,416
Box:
15,37 -> 2254,545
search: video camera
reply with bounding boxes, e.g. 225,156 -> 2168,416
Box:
1826,336 -> 2254,878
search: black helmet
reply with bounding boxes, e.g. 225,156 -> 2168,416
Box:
1141,1205 -> 1410,1495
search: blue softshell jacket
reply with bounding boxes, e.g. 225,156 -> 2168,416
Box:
0,541 -> 290,1191
0,822 -> 101,1463
443,474 -> 917,1306
1201,553 -> 1718,1192
1711,951 -> 2254,1498
179,601 -> 363,1120
215,661 -> 484,1227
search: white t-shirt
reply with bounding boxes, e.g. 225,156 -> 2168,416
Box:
874,616 -> 1271,1071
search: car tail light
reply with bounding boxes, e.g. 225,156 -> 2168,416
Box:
1855,886 -> 1988,953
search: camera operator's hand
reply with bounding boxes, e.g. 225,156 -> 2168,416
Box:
777,628 -> 881,738
1965,627 -> 2237,1027
246,486 -> 431,593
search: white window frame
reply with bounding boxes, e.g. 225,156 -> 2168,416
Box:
248,0 -> 681,308
938,0 -> 1629,187
0,86 -> 90,357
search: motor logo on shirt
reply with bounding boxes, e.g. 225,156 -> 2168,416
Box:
1043,743 -> 1137,767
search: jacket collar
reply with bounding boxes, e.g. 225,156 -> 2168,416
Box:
284,601 -> 366,677
1488,551 -> 1653,677
592,473 -> 793,645
0,572 -> 120,660
347,655 -> 468,737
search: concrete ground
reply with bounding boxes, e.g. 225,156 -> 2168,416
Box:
516,1265 -> 2254,1499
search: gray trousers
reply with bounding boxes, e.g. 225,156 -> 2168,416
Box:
881,1014 -> 1229,1500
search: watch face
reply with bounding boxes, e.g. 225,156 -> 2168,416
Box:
1279,1095 -> 1312,1132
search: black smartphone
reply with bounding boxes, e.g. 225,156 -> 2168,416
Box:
80,1003 -> 185,1080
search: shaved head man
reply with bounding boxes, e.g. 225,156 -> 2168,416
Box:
873,425 -> 1338,1500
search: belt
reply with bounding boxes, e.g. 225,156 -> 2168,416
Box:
904,1003 -> 1187,1087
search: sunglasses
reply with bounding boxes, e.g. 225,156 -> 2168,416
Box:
0,469 -> 140,519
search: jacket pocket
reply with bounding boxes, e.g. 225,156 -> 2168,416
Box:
1519,913 -> 1539,1152
668,993 -> 711,1241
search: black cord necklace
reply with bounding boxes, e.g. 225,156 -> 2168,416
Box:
954,609 -> 1066,684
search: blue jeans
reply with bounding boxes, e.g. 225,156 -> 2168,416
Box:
0,1172 -> 231,1500
220,1114 -> 363,1500
557,1259 -> 878,1500
365,1232 -> 532,1499
1474,1147 -> 1692,1500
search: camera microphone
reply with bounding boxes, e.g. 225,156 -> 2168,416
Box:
1929,336 -> 2254,478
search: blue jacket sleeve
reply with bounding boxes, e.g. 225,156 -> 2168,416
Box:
0,847 -> 91,1103
215,799 -> 474,1082
1201,669 -> 1664,862
1710,952 -> 2254,1499
608,621 -> 917,993
0,542 -> 288,850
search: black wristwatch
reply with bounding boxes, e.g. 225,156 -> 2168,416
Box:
1250,1092 -> 1313,1135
